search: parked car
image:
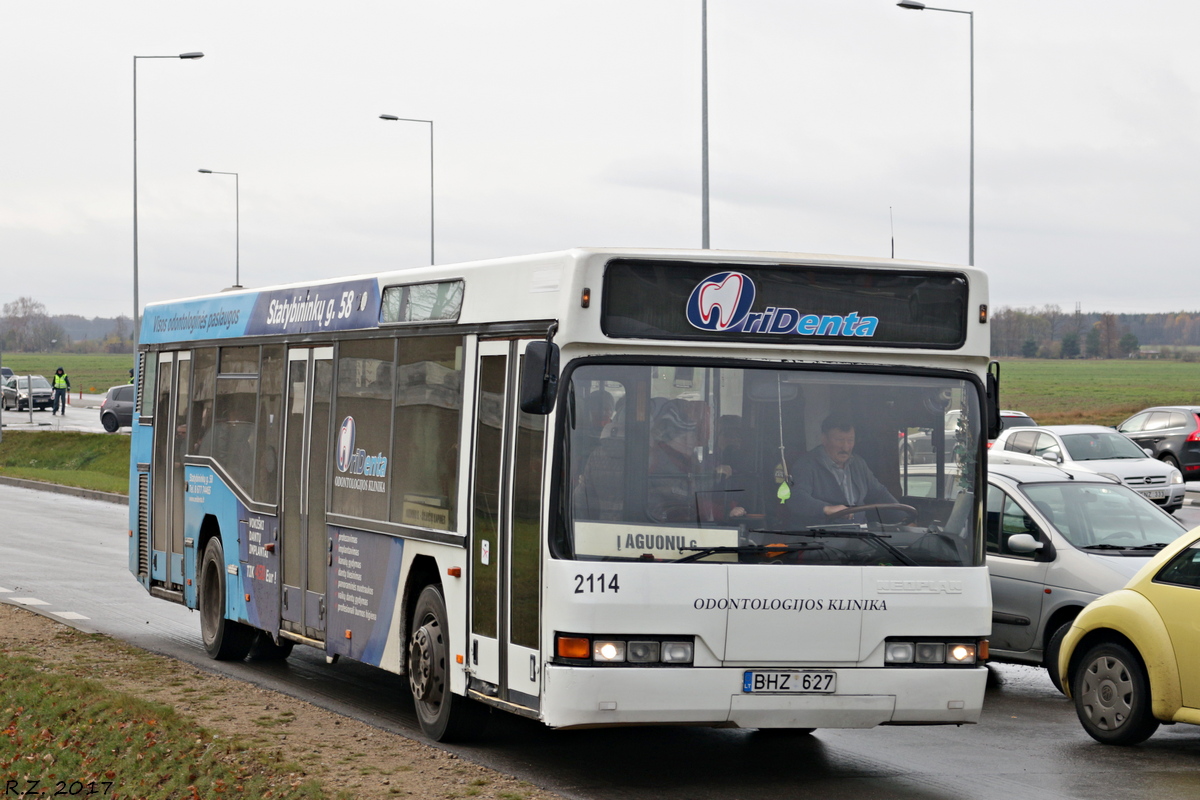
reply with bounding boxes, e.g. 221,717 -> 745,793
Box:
0,366 -> 13,382
1116,405 -> 1200,480
998,409 -> 1037,432
1059,528 -> 1200,745
1,375 -> 53,411
99,384 -> 136,432
990,424 -> 1185,513
986,461 -> 1188,691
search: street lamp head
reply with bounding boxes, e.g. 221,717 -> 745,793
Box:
380,114 -> 399,121
198,168 -> 212,173
179,52 -> 205,59
897,1 -> 926,8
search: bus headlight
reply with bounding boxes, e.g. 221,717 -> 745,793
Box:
555,634 -> 694,666
627,641 -> 661,663
593,641 -> 626,662
885,638 -> 985,666
660,641 -> 693,664
884,641 -> 915,663
947,643 -> 977,664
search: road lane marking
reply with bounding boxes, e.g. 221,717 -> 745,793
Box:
52,612 -> 90,620
11,597 -> 49,606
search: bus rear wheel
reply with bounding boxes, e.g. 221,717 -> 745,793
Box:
408,585 -> 488,741
199,537 -> 255,660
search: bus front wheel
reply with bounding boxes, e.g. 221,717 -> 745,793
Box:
408,585 -> 488,741
199,537 -> 255,660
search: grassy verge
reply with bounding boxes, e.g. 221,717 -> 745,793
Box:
0,650 -> 327,799
0,432 -> 129,494
0,605 -> 556,800
1,353 -> 134,395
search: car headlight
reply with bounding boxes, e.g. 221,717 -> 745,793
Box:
1170,469 -> 1184,485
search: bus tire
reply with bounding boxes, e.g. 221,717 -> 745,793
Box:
408,585 -> 489,742
248,631 -> 295,661
199,537 -> 255,661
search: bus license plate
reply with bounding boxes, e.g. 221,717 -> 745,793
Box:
1141,489 -> 1166,499
743,671 -> 836,693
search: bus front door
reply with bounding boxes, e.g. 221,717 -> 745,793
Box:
280,346 -> 334,643
469,339 -> 545,711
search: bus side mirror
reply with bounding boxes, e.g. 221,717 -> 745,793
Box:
986,364 -> 1001,440
520,341 -> 560,415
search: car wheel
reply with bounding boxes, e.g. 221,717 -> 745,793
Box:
101,413 -> 120,433
408,584 -> 489,741
199,537 -> 256,661
1043,621 -> 1075,695
1165,503 -> 1182,515
1161,454 -> 1181,471
1072,641 -> 1160,745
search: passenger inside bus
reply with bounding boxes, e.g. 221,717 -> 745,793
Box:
646,399 -> 745,523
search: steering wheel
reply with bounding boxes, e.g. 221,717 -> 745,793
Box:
828,503 -> 919,525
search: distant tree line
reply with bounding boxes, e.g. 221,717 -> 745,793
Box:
991,305 -> 1200,359
1,297 -> 132,354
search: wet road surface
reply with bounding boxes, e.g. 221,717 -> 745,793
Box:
1,484 -> 1199,800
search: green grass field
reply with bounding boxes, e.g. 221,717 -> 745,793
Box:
1,353 -> 135,394
0,431 -> 130,494
1000,358 -> 1200,426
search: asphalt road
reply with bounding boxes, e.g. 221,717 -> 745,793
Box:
0,392 -> 118,435
2,484 -> 1199,800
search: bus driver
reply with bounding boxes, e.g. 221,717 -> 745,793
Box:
784,413 -> 896,527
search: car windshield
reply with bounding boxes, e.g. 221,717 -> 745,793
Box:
15,377 -> 50,390
562,363 -> 982,567
1060,432 -> 1147,461
1001,415 -> 1035,429
1021,482 -> 1185,549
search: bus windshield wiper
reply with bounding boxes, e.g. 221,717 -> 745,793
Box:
752,527 -> 920,567
673,543 -> 824,563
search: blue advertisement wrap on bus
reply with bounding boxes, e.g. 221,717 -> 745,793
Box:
139,278 -> 382,344
183,465 -> 249,622
326,526 -> 405,667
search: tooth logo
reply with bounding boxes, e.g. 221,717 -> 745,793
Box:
686,271 -> 755,331
336,416 -> 356,473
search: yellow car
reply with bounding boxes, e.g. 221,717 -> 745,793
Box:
1058,528 -> 1200,745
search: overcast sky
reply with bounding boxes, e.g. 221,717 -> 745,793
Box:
4,1 -> 1199,320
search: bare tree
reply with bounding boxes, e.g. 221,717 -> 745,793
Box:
1,297 -> 65,352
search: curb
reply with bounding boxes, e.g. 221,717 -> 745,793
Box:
0,475 -> 127,506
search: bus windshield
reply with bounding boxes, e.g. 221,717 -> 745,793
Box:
564,363 -> 981,567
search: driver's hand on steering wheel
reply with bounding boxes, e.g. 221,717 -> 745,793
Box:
823,504 -> 850,517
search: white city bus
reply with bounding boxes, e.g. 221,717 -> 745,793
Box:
129,247 -> 997,741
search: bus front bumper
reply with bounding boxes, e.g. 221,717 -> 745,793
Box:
541,665 -> 986,730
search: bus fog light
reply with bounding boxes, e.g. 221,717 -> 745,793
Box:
660,641 -> 693,664
947,644 -> 976,664
885,642 -> 914,664
915,643 -> 946,664
627,641 -> 661,663
594,641 -> 626,662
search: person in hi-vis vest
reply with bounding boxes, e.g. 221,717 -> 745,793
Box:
51,367 -> 70,415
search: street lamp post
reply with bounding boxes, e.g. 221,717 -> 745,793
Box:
133,51 -> 204,344
701,0 -> 710,249
198,169 -> 241,288
379,114 -> 435,265
897,1 -> 973,266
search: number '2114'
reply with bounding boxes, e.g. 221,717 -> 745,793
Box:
574,573 -> 620,594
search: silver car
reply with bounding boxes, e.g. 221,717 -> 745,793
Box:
985,462 -> 1187,691
1,375 -> 53,411
989,424 -> 1185,513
